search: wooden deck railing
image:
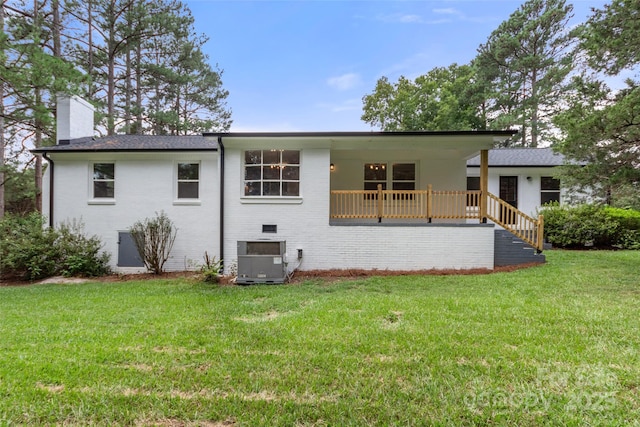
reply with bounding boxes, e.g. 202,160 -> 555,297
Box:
330,185 -> 544,251
485,193 -> 544,251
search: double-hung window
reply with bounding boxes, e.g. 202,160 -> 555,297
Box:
363,163 -> 415,199
93,163 -> 115,199
177,163 -> 200,199
392,163 -> 415,191
364,163 -> 387,191
541,176 -> 560,205
244,150 -> 300,197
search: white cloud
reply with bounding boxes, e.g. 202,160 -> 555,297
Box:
433,8 -> 459,15
396,14 -> 423,23
327,73 -> 362,91
317,98 -> 361,113
375,13 -> 422,23
379,52 -> 436,80
375,13 -> 452,25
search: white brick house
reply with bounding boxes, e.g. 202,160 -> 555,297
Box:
467,148 -> 567,219
34,96 -> 547,277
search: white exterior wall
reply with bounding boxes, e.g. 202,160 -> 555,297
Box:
44,152 -> 219,272
467,166 -> 558,218
224,146 -> 494,273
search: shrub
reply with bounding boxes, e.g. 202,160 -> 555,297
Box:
200,252 -> 222,283
57,219 -> 112,277
540,203 -> 640,249
129,211 -> 177,274
0,213 -> 59,280
0,214 -> 111,280
604,206 -> 640,249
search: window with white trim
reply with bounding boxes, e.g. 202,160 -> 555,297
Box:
93,163 -> 115,198
364,162 -> 416,194
244,150 -> 300,197
541,176 -> 560,205
364,163 -> 387,191
177,163 -> 199,199
392,163 -> 415,191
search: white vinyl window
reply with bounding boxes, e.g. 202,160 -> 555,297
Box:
541,176 -> 560,205
244,150 -> 300,197
392,163 -> 415,191
363,163 -> 416,191
92,163 -> 115,199
364,163 -> 387,191
177,163 -> 200,199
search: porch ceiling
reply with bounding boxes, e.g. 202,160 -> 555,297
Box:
208,131 -> 516,155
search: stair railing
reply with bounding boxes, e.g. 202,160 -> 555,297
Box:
485,192 -> 544,252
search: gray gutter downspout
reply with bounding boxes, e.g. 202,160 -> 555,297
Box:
42,152 -> 54,227
217,136 -> 225,270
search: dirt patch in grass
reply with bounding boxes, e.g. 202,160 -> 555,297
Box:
0,271 -> 199,287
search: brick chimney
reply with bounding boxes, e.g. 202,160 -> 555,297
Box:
57,95 -> 95,144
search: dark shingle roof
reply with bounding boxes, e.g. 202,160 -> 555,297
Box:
467,148 -> 565,167
32,135 -> 217,153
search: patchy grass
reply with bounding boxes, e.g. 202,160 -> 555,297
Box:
0,250 -> 639,426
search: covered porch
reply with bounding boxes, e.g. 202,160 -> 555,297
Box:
328,137 -> 544,252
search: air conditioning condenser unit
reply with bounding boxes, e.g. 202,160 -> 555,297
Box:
236,241 -> 286,284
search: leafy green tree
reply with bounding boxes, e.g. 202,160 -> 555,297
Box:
475,0 -> 576,147
554,1 -> 640,208
2,0 -> 84,212
1,3 -> 6,218
554,78 -> 640,207
580,0 -> 640,75
1,162 -> 37,215
361,63 -> 486,131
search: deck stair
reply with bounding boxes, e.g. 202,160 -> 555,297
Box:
494,230 -> 546,266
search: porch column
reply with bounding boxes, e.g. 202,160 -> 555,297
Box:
480,149 -> 488,223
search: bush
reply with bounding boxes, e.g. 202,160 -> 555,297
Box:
129,211 -> 177,274
540,203 -> 640,249
200,252 -> 222,283
0,213 -> 111,280
57,219 -> 112,277
604,206 -> 640,249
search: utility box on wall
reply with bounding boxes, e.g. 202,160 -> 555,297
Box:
237,241 -> 286,284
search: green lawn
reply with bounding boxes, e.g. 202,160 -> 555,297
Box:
1,251 -> 639,426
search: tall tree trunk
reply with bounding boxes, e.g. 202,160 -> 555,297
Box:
530,69 -> 538,148
107,0 -> 116,135
52,0 -> 61,56
0,0 -> 5,218
87,0 -> 93,97
135,40 -> 142,134
124,47 -> 131,133
33,0 -> 42,213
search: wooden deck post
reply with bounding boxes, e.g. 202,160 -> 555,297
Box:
480,149 -> 488,223
537,214 -> 544,252
377,184 -> 383,222
427,184 -> 433,223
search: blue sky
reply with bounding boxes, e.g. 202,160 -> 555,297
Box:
186,0 -> 608,132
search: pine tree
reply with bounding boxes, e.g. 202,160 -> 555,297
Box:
554,1 -> 640,207
475,0 -> 577,147
2,0 -> 84,212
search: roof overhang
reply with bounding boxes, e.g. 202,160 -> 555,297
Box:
207,130 -> 517,156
